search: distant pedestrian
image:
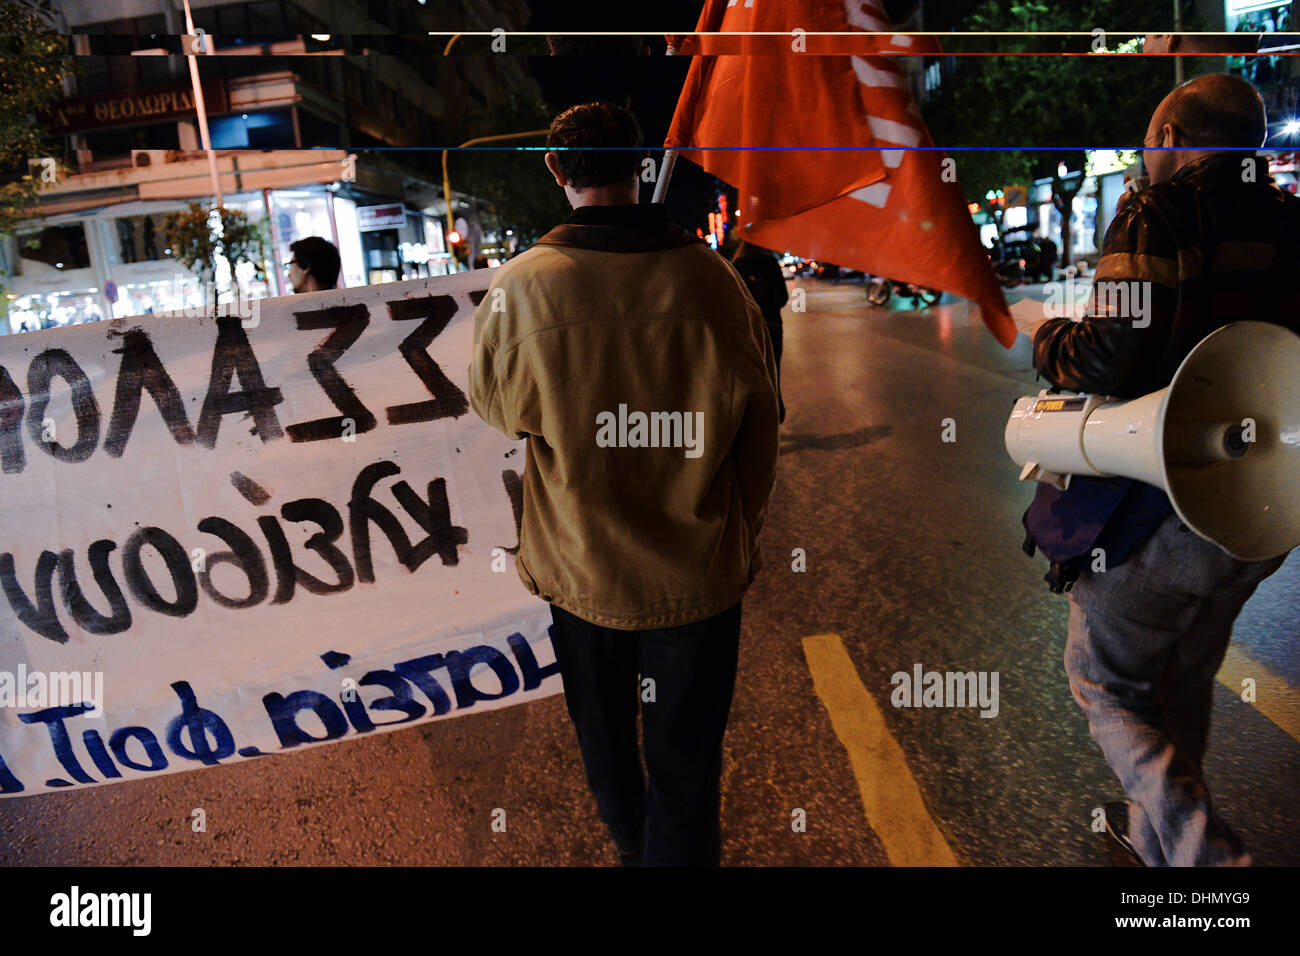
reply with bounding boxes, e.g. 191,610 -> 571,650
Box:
731,240 -> 789,423
142,216 -> 158,261
286,237 -> 340,293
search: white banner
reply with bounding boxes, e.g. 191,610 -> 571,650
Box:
0,270 -> 559,797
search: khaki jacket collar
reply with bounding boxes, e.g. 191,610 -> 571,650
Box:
533,202 -> 703,254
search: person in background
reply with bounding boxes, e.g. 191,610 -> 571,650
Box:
469,102 -> 780,867
142,216 -> 158,261
1020,74 -> 1300,866
118,218 -> 136,263
286,237 -> 341,293
731,240 -> 789,423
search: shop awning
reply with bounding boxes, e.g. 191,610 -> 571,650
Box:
31,150 -> 354,216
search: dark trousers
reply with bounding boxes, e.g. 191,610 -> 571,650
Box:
548,601 -> 742,866
764,314 -> 786,423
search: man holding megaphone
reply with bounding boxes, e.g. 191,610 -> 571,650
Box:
1012,74 -> 1300,866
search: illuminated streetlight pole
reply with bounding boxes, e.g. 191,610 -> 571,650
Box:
181,0 -> 223,206
440,130 -> 548,260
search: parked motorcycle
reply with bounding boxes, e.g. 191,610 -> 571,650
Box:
992,256 -> 1025,288
987,234 -> 1056,287
865,276 -> 942,307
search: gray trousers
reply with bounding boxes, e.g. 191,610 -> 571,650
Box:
1065,514 -> 1287,866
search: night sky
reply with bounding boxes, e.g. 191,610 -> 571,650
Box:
520,1 -> 729,234
513,1 -> 925,237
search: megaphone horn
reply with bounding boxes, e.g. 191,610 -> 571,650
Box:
1005,321 -> 1300,561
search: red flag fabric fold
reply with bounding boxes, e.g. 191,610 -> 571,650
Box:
664,0 -> 1015,348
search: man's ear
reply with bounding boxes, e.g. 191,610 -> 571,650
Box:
1144,34 -> 1174,54
544,151 -> 568,188
1162,121 -> 1179,148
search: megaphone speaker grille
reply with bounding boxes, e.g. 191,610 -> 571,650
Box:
1163,321 -> 1300,561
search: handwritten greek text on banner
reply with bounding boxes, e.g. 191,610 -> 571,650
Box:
0,270 -> 558,797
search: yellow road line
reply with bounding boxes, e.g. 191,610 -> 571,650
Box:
801,633 -> 959,866
1216,645 -> 1300,745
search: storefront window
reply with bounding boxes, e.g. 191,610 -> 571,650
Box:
110,276 -> 205,319
1269,153 -> 1299,192
1071,193 -> 1099,257
107,198 -> 274,317
113,212 -> 171,263
8,290 -> 103,334
363,230 -> 400,286
209,109 -> 295,149
1227,2 -> 1292,82
1003,205 -> 1029,230
1227,1 -> 1291,33
422,215 -> 453,276
333,197 -> 366,289
212,197 -> 275,304
271,190 -> 335,286
17,223 -> 91,271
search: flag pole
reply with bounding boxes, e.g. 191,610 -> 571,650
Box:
652,150 -> 677,203
181,0 -> 223,207
652,39 -> 680,204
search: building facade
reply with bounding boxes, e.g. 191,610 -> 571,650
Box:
3,0 -> 539,333
909,0 -> 1298,270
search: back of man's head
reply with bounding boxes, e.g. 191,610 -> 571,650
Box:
1160,73 -> 1268,148
291,236 -> 341,288
547,102 -> 644,189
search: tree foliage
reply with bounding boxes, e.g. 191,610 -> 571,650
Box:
924,0 -> 1197,211
445,97 -> 571,251
0,0 -> 71,255
163,202 -> 270,306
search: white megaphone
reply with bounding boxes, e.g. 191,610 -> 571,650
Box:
1005,321 -> 1300,561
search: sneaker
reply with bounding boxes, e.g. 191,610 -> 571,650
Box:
1104,801 -> 1145,866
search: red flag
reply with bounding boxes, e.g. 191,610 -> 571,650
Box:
665,0 -> 1015,348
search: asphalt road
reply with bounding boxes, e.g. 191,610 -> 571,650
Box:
1,277 -> 1295,867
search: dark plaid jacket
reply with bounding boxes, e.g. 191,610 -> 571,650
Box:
1024,152 -> 1300,576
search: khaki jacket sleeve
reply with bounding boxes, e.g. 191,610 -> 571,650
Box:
731,281 -> 782,537
468,278 -> 526,439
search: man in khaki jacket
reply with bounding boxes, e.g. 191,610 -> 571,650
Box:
469,102 -> 780,866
